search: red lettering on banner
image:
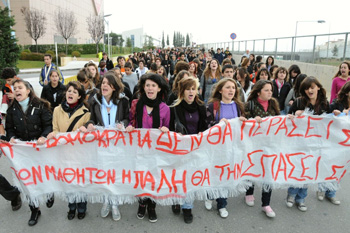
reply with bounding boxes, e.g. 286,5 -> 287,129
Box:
114,131 -> 126,146
301,155 -> 314,180
190,133 -> 203,151
285,152 -> 307,181
215,164 -> 229,181
266,116 -> 282,135
86,167 -> 98,184
339,129 -> 350,146
240,119 -> 255,140
202,169 -> 210,186
138,130 -> 152,148
18,168 -> 34,186
172,169 -> 187,193
45,165 -> 57,181
65,132 -> 83,146
143,171 -> 156,191
0,142 -> 14,158
222,122 -> 232,144
274,153 -> 287,181
128,130 -> 139,146
63,168 -> 76,183
57,168 -> 64,182
96,130 -> 114,147
241,150 -> 263,178
275,118 -> 288,136
207,125 -> 221,145
122,169 -> 131,184
191,170 -> 203,186
305,117 -> 322,138
325,165 -> 345,181
252,118 -> 269,137
32,166 -> 42,185
155,132 -> 189,155
157,169 -> 172,193
133,171 -> 144,189
260,153 -> 277,178
326,120 -> 333,139
83,132 -> 98,144
107,170 -> 116,185
315,156 -> 321,180
76,168 -> 85,184
287,118 -> 304,137
94,169 -> 107,184
234,162 -> 243,180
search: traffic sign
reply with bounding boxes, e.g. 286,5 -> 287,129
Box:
230,33 -> 237,40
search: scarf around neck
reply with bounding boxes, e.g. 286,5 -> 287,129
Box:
136,93 -> 161,128
101,96 -> 117,128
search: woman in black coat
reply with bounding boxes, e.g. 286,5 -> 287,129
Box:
40,70 -> 66,112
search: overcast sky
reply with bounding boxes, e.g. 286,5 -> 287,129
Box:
104,0 -> 350,46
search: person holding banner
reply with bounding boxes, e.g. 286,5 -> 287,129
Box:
169,76 -> 208,223
287,76 -> 332,211
244,79 -> 280,218
86,72 -> 130,221
205,78 -> 247,218
126,73 -> 170,223
5,79 -> 52,226
47,81 -> 90,220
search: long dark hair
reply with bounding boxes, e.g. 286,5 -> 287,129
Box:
64,81 -> 88,107
235,67 -> 250,91
336,81 -> 350,108
299,76 -> 328,115
333,61 -> 350,79
138,73 -> 169,102
247,79 -> 280,114
97,72 -> 124,105
293,74 -> 307,98
11,79 -> 51,111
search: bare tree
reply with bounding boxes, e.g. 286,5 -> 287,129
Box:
21,7 -> 47,52
55,8 -> 78,55
86,14 -> 105,54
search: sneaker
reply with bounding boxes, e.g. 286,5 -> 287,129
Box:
245,195 -> 255,207
172,204 -> 181,215
137,204 -> 146,219
77,212 -> 86,220
147,207 -> 157,223
218,208 -> 229,218
262,206 -> 276,218
326,196 -> 340,205
205,200 -> 213,210
286,195 -> 295,208
28,208 -> 41,226
46,195 -> 54,208
101,202 -> 110,218
317,191 -> 325,201
296,202 -> 307,212
67,209 -> 76,220
183,209 -> 193,224
112,205 -> 121,221
11,194 -> 22,211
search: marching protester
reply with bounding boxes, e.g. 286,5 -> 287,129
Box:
100,52 -> 114,70
47,81 -> 90,220
200,58 -> 222,103
87,62 -> 101,88
288,64 -> 301,85
169,76 -> 208,223
244,79 -> 280,218
205,78 -> 246,218
85,72 -> 129,221
76,68 -> 99,106
272,67 -> 291,115
5,79 -> 52,226
330,61 -> 350,103
284,74 -> 307,114
286,76 -> 331,211
40,69 -> 66,112
235,67 -> 254,102
39,54 -> 64,86
1,67 -> 19,116
126,73 -> 170,223
265,56 -> 274,72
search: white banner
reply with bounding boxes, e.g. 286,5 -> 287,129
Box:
1,114 -> 350,206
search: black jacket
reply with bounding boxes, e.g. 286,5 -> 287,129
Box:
87,94 -> 130,127
5,98 -> 52,141
101,58 -> 114,70
40,82 -> 66,111
272,80 -> 291,111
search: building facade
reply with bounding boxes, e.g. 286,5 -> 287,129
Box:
0,0 -> 103,45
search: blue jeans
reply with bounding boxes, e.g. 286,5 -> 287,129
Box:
288,187 -> 308,203
182,200 -> 193,209
216,198 -> 227,209
318,183 -> 336,198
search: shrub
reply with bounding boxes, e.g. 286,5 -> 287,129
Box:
28,53 -> 44,61
45,50 -> 55,56
22,49 -> 31,53
20,51 -> 30,60
72,51 -> 81,57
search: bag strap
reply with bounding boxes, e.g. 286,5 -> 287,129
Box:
67,109 -> 88,132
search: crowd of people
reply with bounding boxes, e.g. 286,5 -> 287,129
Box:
0,47 -> 349,226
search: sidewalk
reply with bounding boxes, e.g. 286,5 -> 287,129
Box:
19,61 -> 98,74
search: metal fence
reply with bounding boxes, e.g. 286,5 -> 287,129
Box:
199,32 -> 350,64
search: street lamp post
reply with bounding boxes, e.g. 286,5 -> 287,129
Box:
103,14 -> 112,58
293,20 -> 325,61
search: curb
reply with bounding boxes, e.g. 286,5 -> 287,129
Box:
19,67 -> 81,74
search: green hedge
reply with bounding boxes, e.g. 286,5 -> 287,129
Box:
20,44 -> 143,55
